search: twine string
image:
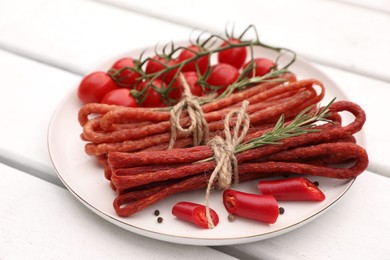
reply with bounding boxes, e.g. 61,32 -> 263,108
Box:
168,73 -> 209,149
204,100 -> 250,228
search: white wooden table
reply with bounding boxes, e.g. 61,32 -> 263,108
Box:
1,0 -> 389,259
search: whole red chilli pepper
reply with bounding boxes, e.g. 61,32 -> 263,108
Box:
223,189 -> 279,224
172,202 -> 219,229
257,177 -> 325,201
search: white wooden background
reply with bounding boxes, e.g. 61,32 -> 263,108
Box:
0,0 -> 389,259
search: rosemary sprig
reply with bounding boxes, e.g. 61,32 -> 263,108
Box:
216,67 -> 289,99
198,98 -> 335,163
235,98 -> 335,154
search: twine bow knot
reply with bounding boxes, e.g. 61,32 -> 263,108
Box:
168,73 -> 209,149
205,100 -> 250,228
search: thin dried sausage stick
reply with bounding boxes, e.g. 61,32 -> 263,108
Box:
109,101 -> 366,189
80,76 -> 313,150
105,122 -> 324,169
84,116 -> 269,155
95,75 -> 296,128
254,139 -> 359,163
90,80 -> 310,143
84,90 -> 321,154
98,107 -> 171,131
113,142 -> 367,217
114,174 -> 209,217
107,107 -> 348,169
97,80 -> 284,132
238,144 -> 368,179
109,145 -> 211,169
109,127 -> 362,189
194,73 -> 296,113
244,79 -> 323,105
327,101 -> 366,134
78,103 -> 121,126
83,91 -> 308,144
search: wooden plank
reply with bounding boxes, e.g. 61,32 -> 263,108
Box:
331,0 -> 390,13
213,171 -> 390,259
0,50 -> 79,185
0,0 -> 190,75
95,0 -> 390,82
0,163 -> 237,259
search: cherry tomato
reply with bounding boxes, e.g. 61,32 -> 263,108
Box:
177,45 -> 209,74
163,81 -> 183,105
137,79 -> 166,107
145,56 -> 166,75
217,38 -> 247,69
172,201 -> 219,229
110,57 -> 142,88
244,58 -> 276,77
206,63 -> 240,93
223,189 -> 279,224
145,56 -> 178,84
100,88 -> 139,107
140,78 -> 182,106
172,71 -> 204,97
77,71 -> 118,104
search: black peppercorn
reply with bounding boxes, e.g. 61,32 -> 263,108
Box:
228,214 -> 235,222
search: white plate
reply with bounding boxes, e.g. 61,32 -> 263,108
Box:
48,42 -> 364,246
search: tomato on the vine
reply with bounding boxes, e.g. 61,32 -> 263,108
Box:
136,79 -> 167,107
166,83 -> 183,102
206,63 -> 240,93
100,88 -> 139,107
77,71 -> 118,104
110,57 -> 142,88
177,45 -> 209,74
145,56 -> 178,84
217,38 -> 247,69
172,71 -> 204,97
244,58 -> 276,77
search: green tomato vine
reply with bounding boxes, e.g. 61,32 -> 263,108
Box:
108,24 -> 297,106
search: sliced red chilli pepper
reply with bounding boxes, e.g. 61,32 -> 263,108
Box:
223,189 -> 279,224
172,201 -> 219,229
258,177 -> 325,201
